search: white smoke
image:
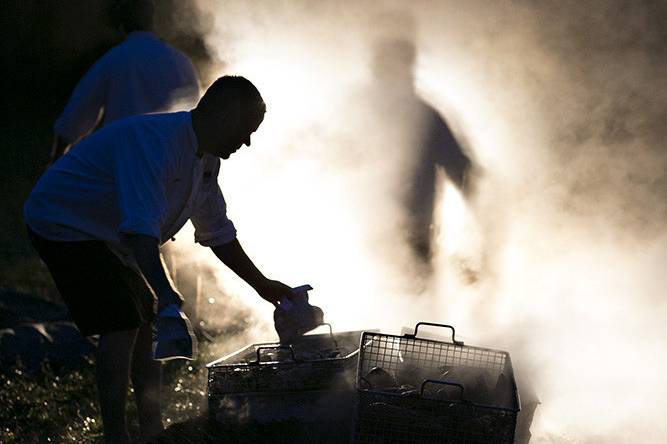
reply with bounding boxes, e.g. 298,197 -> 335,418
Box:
166,1 -> 667,441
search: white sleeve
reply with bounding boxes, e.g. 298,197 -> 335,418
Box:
53,56 -> 110,144
191,183 -> 237,247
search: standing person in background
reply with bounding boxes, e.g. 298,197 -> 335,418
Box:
369,36 -> 473,272
50,0 -> 200,163
340,12 -> 477,289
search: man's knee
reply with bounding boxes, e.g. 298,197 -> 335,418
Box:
130,335 -> 160,388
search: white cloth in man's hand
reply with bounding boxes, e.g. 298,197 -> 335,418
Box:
153,304 -> 197,361
273,285 -> 324,344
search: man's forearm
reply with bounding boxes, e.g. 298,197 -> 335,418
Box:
212,239 -> 293,306
210,239 -> 266,290
125,233 -> 182,311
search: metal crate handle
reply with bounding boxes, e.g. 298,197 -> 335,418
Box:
252,345 -> 300,364
405,322 -> 464,346
421,379 -> 467,401
313,322 -> 339,350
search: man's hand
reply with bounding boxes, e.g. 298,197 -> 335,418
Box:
125,233 -> 183,312
255,279 -> 293,307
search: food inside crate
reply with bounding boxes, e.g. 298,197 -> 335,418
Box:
207,327 -> 368,433
360,364 -> 514,407
208,327 -> 360,390
354,322 -> 520,444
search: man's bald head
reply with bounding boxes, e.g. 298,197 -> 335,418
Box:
195,76 -> 266,121
192,76 -> 266,159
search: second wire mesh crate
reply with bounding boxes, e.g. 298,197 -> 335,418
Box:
207,327 -> 362,438
354,323 -> 520,443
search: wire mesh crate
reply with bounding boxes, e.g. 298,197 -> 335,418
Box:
354,323 -> 520,443
207,327 -> 362,430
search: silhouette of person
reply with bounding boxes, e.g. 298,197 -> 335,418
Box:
25,76 -> 294,443
50,0 -> 200,164
48,0 -> 206,377
366,36 -> 473,276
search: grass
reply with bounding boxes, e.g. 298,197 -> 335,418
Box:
0,343 -> 217,443
0,360 -> 100,443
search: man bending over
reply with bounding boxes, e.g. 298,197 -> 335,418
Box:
25,76 -> 292,443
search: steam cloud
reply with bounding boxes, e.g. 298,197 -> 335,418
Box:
165,1 -> 667,442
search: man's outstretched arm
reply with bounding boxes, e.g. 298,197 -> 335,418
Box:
211,239 -> 292,306
125,233 -> 183,312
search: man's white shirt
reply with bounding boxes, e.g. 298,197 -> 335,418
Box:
26,112 -> 237,262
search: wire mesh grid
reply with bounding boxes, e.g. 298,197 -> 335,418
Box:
208,331 -> 362,398
208,354 -> 357,396
207,334 -> 362,423
355,391 -> 516,444
359,334 -> 508,378
354,329 -> 518,444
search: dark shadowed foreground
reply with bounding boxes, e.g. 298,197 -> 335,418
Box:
153,416 -> 348,444
0,334 -> 211,443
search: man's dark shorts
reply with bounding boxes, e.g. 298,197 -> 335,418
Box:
28,227 -> 155,336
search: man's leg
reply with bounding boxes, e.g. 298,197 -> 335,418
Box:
131,322 -> 163,441
96,328 -> 138,444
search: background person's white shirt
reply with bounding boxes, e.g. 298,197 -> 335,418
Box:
54,31 -> 201,145
25,112 -> 237,253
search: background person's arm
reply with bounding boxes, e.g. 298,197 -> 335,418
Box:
211,239 -> 292,306
51,53 -> 109,166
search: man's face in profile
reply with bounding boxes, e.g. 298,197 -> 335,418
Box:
214,110 -> 265,159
